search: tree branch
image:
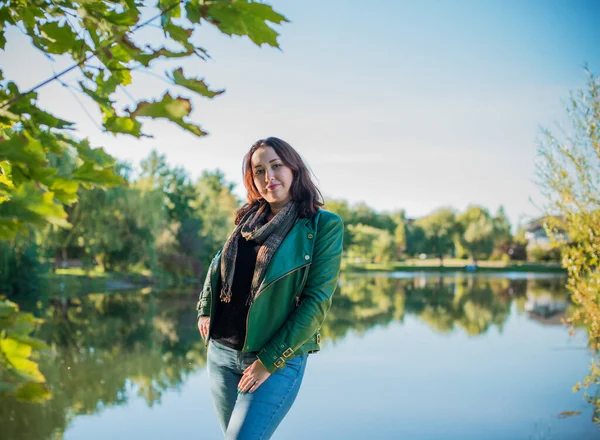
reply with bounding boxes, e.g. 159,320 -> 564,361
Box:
0,1 -> 184,110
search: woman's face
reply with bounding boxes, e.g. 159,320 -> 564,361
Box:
251,146 -> 294,207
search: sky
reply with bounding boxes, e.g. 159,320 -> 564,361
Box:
2,0 -> 600,229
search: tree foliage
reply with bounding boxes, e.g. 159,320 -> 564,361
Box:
393,217 -> 407,258
456,206 -> 495,262
415,207 -> 456,265
41,151 -> 239,280
0,0 -> 288,240
193,169 -> 239,261
347,223 -> 394,263
537,69 -> 600,417
0,298 -> 50,403
326,198 -> 516,262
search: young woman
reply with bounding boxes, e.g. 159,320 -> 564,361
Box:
196,137 -> 344,439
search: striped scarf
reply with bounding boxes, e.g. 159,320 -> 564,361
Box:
220,200 -> 299,305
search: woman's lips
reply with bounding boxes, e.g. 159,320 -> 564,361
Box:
267,183 -> 280,190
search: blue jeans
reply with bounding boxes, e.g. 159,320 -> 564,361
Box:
207,339 -> 308,439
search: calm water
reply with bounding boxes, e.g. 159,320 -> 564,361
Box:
2,272 -> 598,439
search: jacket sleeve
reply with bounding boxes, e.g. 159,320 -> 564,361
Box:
196,249 -> 222,319
196,268 -> 212,318
257,214 -> 344,373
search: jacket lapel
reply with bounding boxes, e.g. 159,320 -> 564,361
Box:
257,216 -> 315,292
209,214 -> 318,296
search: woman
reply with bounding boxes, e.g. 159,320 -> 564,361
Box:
196,137 -> 344,439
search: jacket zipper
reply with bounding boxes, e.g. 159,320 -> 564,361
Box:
242,263 -> 311,352
294,265 -> 310,308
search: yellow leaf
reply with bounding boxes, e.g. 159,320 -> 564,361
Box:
8,357 -> 45,382
0,338 -> 32,360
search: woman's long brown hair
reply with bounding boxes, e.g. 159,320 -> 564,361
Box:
235,137 -> 324,224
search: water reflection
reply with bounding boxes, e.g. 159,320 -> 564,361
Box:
0,289 -> 207,440
0,273 -> 572,439
325,272 -> 569,341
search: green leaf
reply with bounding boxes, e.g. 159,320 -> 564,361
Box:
205,1 -> 289,47
0,7 -> 10,50
185,1 -> 202,24
56,135 -> 116,168
80,83 -> 114,112
7,314 -> 37,335
109,35 -> 198,67
72,162 -> 125,187
104,115 -> 144,137
109,41 -> 137,64
103,8 -> 140,27
17,6 -> 45,30
48,177 -> 79,194
0,182 -> 70,240
14,382 -> 51,402
38,132 -> 68,155
164,22 -> 194,49
49,177 -> 80,205
0,134 -> 46,167
129,92 -> 207,137
169,68 -> 224,98
236,2 -> 290,25
28,107 -> 74,130
150,46 -> 201,61
8,335 -> 49,351
29,166 -> 58,183
38,21 -> 83,55
109,64 -> 132,87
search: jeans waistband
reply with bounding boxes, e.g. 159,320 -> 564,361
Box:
210,338 -> 259,355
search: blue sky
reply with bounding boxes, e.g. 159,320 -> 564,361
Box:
3,0 -> 600,228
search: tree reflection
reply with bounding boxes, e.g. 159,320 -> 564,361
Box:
324,273 -> 568,341
0,289 -> 206,440
0,274 -> 571,439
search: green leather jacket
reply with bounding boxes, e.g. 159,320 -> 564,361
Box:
196,209 -> 344,373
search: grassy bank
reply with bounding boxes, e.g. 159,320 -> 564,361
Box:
42,267 -> 159,296
342,258 -> 567,274
42,258 -> 566,295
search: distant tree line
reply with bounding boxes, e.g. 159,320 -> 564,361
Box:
0,150 -> 240,298
325,200 -> 556,265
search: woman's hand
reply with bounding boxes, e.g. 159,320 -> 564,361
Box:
238,359 -> 271,394
198,316 -> 210,339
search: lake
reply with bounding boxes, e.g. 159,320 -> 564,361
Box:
2,271 -> 598,439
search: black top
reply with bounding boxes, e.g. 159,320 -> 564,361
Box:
210,235 -> 260,350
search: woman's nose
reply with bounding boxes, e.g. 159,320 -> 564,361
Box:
265,169 -> 274,182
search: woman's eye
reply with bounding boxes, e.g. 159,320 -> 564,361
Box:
254,170 -> 263,176
273,163 -> 281,169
